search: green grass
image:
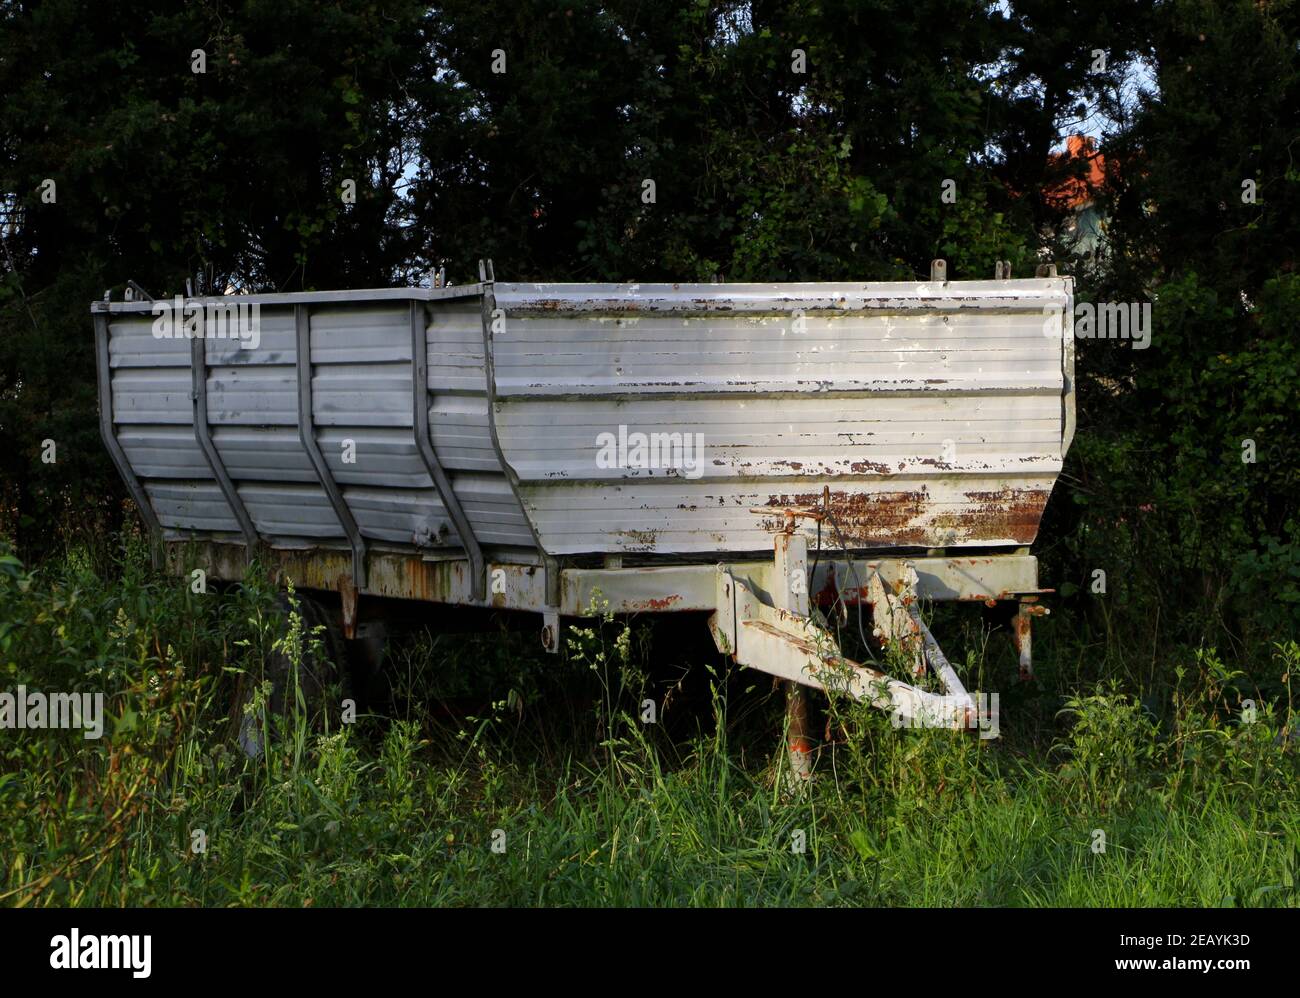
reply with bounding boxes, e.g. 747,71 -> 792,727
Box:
1,531 -> 1298,907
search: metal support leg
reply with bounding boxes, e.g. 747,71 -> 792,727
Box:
340,577 -> 359,641
1014,600 -> 1035,680
785,683 -> 815,783
774,527 -> 814,782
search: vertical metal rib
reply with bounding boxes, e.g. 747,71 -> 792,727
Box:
295,304 -> 367,587
410,300 -> 486,600
477,261 -> 560,605
1061,281 -> 1077,456
190,333 -> 259,548
94,310 -> 162,566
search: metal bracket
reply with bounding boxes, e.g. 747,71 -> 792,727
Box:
708,558 -> 975,732
410,299 -> 486,601
772,530 -> 814,782
191,334 -> 259,548
126,280 -> 155,303
541,607 -> 560,653
94,312 -> 162,568
930,259 -> 947,283
295,304 -> 367,588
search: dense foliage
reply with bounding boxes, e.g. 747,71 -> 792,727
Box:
1,1 -> 1298,907
2,541 -> 1297,905
3,0 -> 1296,653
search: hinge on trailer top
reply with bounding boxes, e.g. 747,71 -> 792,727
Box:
126,280 -> 155,303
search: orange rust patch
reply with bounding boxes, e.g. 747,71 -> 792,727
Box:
630,594 -> 683,611
763,484 -> 1049,548
961,486 -> 1050,544
766,488 -> 930,547
814,562 -> 840,608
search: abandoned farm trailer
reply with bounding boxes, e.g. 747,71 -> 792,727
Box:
93,261 -> 1075,761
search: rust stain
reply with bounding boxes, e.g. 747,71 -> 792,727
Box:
614,528 -> 659,551
629,594 -> 683,611
814,562 -> 840,608
765,488 -> 930,547
1012,609 -> 1033,679
960,486 -> 1049,544
759,484 -> 1049,549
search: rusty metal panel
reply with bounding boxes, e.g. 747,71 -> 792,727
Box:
165,540 -> 1036,616
489,278 -> 1072,555
96,276 -> 1070,570
513,478 -> 1055,554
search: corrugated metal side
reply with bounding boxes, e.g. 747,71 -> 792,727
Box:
200,307 -> 343,543
426,300 -> 535,547
101,278 -> 1070,562
108,314 -> 246,540
489,280 -> 1072,555
104,298 -> 532,553
301,302 -> 438,546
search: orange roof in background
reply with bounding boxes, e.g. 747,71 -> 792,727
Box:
1045,134 -> 1106,210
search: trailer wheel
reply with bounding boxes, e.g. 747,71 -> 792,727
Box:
237,590 -> 351,760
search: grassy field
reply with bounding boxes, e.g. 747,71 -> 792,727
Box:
2,531 -> 1298,908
